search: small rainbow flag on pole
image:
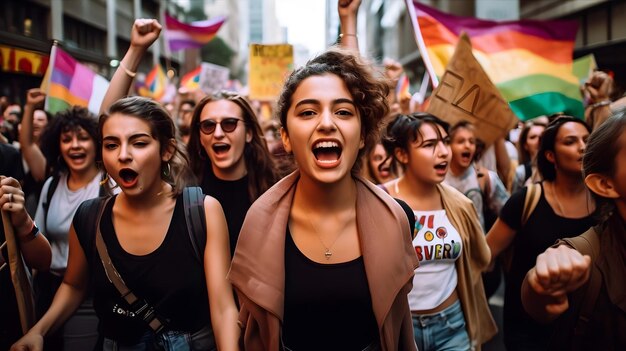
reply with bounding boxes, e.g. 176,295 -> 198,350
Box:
164,13 -> 227,52
406,1 -> 583,120
395,73 -> 410,102
40,45 -> 109,115
180,66 -> 201,91
138,64 -> 167,101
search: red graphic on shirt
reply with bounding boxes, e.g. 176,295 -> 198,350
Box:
414,214 -> 460,262
436,227 -> 447,239
418,215 -> 435,230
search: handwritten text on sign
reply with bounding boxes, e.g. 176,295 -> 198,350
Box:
249,44 -> 294,101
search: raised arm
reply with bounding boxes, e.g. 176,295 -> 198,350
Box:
584,71 -> 615,130
19,89 -> 48,182
494,137 -> 511,183
521,245 -> 591,323
338,0 -> 361,51
99,19 -> 162,114
10,224 -> 90,351
203,196 -> 240,351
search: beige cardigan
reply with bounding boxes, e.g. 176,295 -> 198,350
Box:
228,171 -> 419,350
438,183 -> 498,349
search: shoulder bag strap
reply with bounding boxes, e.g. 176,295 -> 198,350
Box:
521,182 -> 541,226
42,176 -> 60,236
183,187 -> 207,263
94,196 -> 165,334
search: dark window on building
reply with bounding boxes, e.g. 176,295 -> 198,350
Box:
0,0 -> 48,40
63,16 -> 105,55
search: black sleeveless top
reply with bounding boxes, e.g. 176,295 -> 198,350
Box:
282,229 -> 379,350
75,194 -> 210,344
201,168 -> 251,257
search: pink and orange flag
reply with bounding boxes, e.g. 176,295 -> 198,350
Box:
40,45 -> 109,114
406,1 -> 583,120
164,13 -> 226,52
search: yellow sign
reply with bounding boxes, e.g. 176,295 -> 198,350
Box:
248,44 -> 294,101
0,45 -> 49,76
427,34 -> 518,147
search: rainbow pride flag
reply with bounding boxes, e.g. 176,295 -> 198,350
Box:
138,64 -> 167,101
180,66 -> 201,91
572,54 -> 597,84
164,13 -> 226,52
395,73 -> 410,101
40,45 -> 109,115
406,1 -> 583,120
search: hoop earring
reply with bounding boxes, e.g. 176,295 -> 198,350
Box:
162,162 -> 171,178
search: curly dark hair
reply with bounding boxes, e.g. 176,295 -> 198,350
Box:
187,91 -> 278,201
275,47 -> 390,174
536,116 -> 590,181
39,106 -> 99,177
583,108 -> 626,222
99,96 -> 194,197
382,113 -> 450,171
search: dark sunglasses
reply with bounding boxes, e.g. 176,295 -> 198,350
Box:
198,118 -> 244,135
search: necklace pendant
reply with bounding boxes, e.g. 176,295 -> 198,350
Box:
324,250 -> 332,260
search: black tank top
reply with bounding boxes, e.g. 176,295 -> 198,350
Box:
201,169 -> 251,257
282,229 -> 379,350
88,195 -> 210,344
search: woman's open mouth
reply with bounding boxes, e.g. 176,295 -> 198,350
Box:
119,168 -> 139,187
312,140 -> 342,167
460,151 -> 472,163
434,161 -> 448,174
212,143 -> 231,156
68,152 -> 86,162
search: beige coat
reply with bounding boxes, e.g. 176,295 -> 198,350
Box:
438,183 -> 498,349
229,171 -> 419,350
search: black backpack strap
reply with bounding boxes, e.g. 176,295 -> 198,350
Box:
183,187 -> 207,263
42,176 -> 60,235
73,197 -> 108,267
561,227 -> 602,343
393,198 -> 417,240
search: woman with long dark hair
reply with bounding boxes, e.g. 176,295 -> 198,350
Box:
12,19 -> 239,351
486,116 -> 596,351
186,92 -> 278,255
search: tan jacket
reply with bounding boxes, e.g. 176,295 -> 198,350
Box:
228,171 -> 419,350
438,183 -> 498,349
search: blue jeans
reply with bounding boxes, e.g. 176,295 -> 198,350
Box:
102,325 -> 215,351
412,300 -> 470,351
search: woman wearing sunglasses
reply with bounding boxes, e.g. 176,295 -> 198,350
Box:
186,93 -> 278,257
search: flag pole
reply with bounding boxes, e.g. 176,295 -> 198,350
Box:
40,40 -> 59,112
404,0 -> 439,87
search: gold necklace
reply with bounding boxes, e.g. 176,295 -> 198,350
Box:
303,207 -> 355,260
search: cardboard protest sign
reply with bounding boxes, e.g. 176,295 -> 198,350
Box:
199,62 -> 230,95
249,44 -> 294,101
427,33 -> 518,146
